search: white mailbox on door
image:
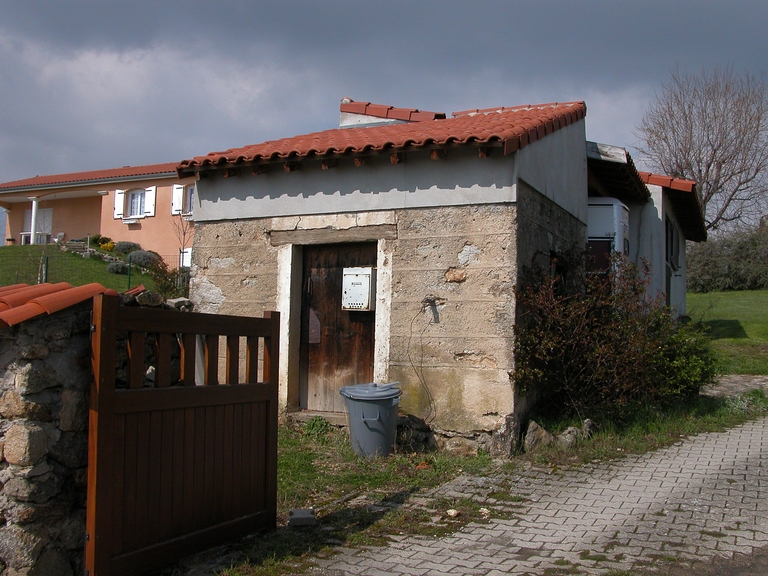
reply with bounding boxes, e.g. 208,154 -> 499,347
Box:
342,267 -> 376,311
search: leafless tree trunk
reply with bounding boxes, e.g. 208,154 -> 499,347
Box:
635,65 -> 768,232
171,214 -> 194,259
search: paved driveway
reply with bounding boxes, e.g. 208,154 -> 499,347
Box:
312,416 -> 768,575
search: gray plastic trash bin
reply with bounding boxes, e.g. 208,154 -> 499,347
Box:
339,382 -> 402,458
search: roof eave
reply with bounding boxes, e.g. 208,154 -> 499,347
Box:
0,171 -> 180,196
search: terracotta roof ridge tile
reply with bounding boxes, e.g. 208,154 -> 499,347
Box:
340,98 -> 446,121
0,282 -> 73,309
638,171 -> 697,193
0,283 -> 116,328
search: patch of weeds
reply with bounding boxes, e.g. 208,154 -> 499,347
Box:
700,530 -> 726,538
647,553 -> 680,563
654,510 -> 667,516
301,416 -> 334,441
543,567 -> 584,575
554,558 -> 573,566
487,491 -> 528,503
579,550 -> 608,562
613,553 -> 625,561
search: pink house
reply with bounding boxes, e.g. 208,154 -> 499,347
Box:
0,162 -> 197,265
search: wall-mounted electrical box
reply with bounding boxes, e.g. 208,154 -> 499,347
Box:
342,267 -> 376,311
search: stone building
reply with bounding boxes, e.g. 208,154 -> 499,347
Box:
178,99 -> 591,452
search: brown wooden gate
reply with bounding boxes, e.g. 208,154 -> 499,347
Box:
86,294 -> 279,576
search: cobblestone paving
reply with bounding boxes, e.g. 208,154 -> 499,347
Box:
312,416 -> 768,575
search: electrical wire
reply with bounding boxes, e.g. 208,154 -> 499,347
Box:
407,301 -> 438,425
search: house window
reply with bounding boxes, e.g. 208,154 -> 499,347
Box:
172,184 -> 195,216
128,190 -> 145,217
184,185 -> 195,215
114,186 -> 156,220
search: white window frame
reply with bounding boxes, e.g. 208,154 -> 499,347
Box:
172,184 -> 195,217
118,186 -> 156,222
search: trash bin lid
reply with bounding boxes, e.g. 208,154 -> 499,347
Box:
339,382 -> 402,400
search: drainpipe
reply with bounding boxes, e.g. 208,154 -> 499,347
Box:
29,198 -> 39,245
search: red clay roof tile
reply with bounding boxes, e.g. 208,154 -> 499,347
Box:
0,283 -> 118,328
178,101 -> 587,175
339,99 -> 445,122
638,172 -> 697,193
0,162 -> 180,192
638,171 -> 706,242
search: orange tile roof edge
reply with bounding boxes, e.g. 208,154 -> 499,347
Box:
340,98 -> 446,122
638,172 -> 696,193
0,283 -> 119,328
638,171 -> 706,242
178,101 -> 587,175
0,162 -> 181,192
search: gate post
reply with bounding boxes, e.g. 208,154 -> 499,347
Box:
86,293 -> 119,576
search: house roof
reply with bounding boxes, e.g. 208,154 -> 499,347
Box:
639,172 -> 707,242
177,101 -> 587,176
0,162 -> 180,195
0,283 -> 118,328
586,142 -> 650,203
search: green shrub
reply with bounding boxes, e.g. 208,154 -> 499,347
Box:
514,254 -> 717,419
688,227 -> 768,292
114,241 -> 142,255
127,250 -> 160,269
144,257 -> 187,299
106,261 -> 129,275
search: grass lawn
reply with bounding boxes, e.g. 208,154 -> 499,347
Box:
0,245 -> 153,292
687,290 -> 768,374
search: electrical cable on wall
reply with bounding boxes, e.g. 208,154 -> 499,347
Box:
407,295 -> 444,425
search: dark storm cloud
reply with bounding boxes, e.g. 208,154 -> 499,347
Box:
0,1 -> 766,181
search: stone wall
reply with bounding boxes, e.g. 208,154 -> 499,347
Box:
388,204 -> 517,440
0,302 -> 92,576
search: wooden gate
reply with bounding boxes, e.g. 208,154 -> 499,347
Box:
86,294 -> 279,576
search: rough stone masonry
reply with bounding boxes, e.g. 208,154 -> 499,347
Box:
0,301 -> 92,576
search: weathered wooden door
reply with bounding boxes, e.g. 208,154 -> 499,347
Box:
300,243 -> 376,412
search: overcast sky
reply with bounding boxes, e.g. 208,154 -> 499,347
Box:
1,0 -> 766,183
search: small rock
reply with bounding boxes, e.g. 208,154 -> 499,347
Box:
4,424 -> 48,467
524,421 -> 554,453
135,291 -> 165,307
288,508 -> 316,528
444,267 -> 467,283
446,509 -> 460,518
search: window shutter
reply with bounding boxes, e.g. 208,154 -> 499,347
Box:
144,186 -> 156,217
171,184 -> 184,215
113,190 -> 125,219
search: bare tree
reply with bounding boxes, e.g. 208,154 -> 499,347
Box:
171,213 -> 194,265
635,65 -> 768,232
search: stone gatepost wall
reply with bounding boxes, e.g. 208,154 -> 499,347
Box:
0,302 -> 92,576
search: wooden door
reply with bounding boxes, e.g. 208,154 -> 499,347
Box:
300,243 -> 376,412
